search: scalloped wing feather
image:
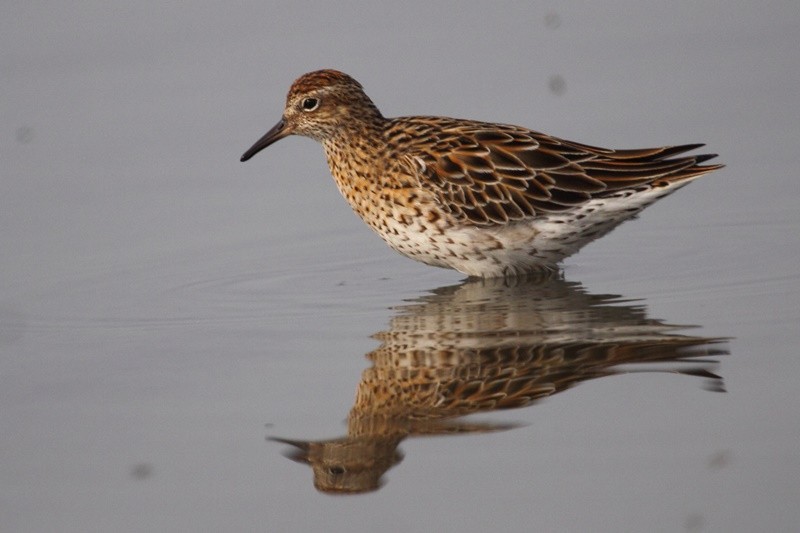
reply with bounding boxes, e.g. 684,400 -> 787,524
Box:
397,118 -> 722,226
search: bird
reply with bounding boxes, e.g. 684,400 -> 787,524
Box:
241,69 -> 722,278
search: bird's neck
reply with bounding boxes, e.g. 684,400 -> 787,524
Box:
322,112 -> 389,167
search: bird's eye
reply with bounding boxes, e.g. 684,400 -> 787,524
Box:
301,98 -> 319,111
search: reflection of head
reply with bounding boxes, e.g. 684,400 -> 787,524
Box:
272,437 -> 403,494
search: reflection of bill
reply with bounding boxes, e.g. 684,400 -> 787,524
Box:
272,275 -> 728,494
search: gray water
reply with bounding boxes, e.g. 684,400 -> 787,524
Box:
3,2 -> 799,532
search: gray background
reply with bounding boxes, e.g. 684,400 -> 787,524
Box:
2,1 -> 799,532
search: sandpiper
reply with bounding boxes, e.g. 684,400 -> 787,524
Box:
241,69 -> 722,277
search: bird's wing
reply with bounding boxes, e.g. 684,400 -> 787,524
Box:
400,119 -> 719,226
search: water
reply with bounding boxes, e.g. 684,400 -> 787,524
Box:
3,2 -> 799,532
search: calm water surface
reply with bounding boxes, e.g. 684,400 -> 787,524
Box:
3,2 -> 799,532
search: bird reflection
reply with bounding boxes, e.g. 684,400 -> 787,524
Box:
271,274 -> 727,494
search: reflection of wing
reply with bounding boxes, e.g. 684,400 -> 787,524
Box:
400,117 -> 721,225
272,275 -> 728,494
356,338 -> 724,424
